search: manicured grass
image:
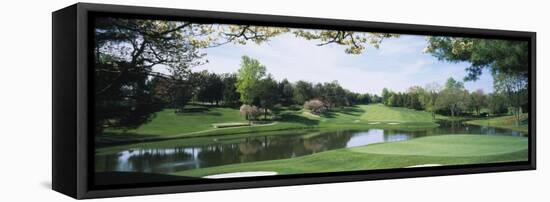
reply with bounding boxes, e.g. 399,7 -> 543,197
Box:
99,104 -> 439,145
171,135 -> 528,177
359,104 -> 434,123
104,107 -> 246,136
350,135 -> 528,156
465,114 -> 529,133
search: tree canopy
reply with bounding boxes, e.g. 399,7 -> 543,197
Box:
425,37 -> 528,81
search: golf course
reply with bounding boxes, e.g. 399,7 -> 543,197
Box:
98,104 -> 440,145
93,19 -> 530,184
96,104 -> 528,179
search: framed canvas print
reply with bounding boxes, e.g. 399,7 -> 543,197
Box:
52,3 -> 536,199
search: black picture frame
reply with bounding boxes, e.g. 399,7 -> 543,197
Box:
52,3 -> 536,199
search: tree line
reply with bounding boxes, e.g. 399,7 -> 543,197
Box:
93,17 -> 529,133
149,55 -> 381,120
380,77 -> 528,122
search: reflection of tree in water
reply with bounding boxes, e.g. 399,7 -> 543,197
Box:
303,131 -> 352,153
123,148 -> 196,173
383,129 -> 427,140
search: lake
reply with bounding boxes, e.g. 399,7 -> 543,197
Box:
95,120 -> 525,174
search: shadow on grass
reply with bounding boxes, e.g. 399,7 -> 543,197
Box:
280,113 -> 320,126
337,106 -> 366,116
96,132 -> 163,148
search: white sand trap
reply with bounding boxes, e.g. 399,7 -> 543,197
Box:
203,171 -> 278,179
387,122 -> 400,125
368,122 -> 380,125
405,164 -> 442,168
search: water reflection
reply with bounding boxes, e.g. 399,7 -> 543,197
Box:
95,120 -> 525,174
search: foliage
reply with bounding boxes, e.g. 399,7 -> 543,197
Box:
419,82 -> 441,120
195,71 -> 224,105
221,73 -> 241,106
235,56 -> 267,104
493,72 -> 528,125
277,79 -> 294,106
239,104 -> 262,121
425,37 -> 529,80
257,75 -> 281,119
486,93 -> 509,115
435,77 -> 469,117
304,99 -> 328,115
468,89 -> 487,116
293,30 -> 399,54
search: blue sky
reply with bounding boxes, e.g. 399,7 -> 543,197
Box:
191,32 -> 494,95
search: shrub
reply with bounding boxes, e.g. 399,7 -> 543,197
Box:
240,104 -> 262,121
304,99 -> 328,115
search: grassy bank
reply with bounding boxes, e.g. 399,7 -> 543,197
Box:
465,114 -> 528,133
98,104 -> 439,145
172,135 -> 528,177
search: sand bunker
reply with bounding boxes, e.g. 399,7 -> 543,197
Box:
203,171 -> 278,179
368,122 -> 380,125
387,122 -> 400,125
405,164 -> 442,168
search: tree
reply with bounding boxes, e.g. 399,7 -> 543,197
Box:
469,89 -> 487,116
406,86 -> 424,110
304,99 -> 328,115
195,71 -> 224,105
235,56 -> 267,104
486,93 -> 508,115
311,81 -> 348,108
293,30 -> 399,54
94,19 -> 203,132
425,37 -> 528,80
419,82 -> 441,120
381,88 -> 391,105
293,80 -> 314,105
494,72 -> 528,125
221,73 -> 240,107
94,18 -> 400,134
257,75 -> 280,119
436,78 -> 468,118
240,105 -> 262,122
278,79 -> 294,106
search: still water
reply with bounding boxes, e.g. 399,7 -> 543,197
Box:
95,121 -> 525,174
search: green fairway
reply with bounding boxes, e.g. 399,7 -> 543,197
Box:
350,135 -> 528,156
359,104 -> 434,123
99,104 -> 439,144
172,135 -> 528,177
465,114 -> 529,133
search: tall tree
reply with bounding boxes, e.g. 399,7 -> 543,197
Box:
235,56 -> 267,105
257,75 -> 281,119
494,72 -> 528,125
195,71 -> 224,105
436,78 -> 468,118
221,73 -> 241,107
293,80 -> 314,105
425,37 -> 528,80
278,79 -> 294,106
469,89 -> 487,116
381,88 -> 391,106
419,82 -> 442,120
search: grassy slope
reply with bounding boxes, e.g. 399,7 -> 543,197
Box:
465,113 -> 529,133
99,104 -> 438,142
359,104 -> 434,122
172,135 -> 528,177
104,107 -> 246,135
